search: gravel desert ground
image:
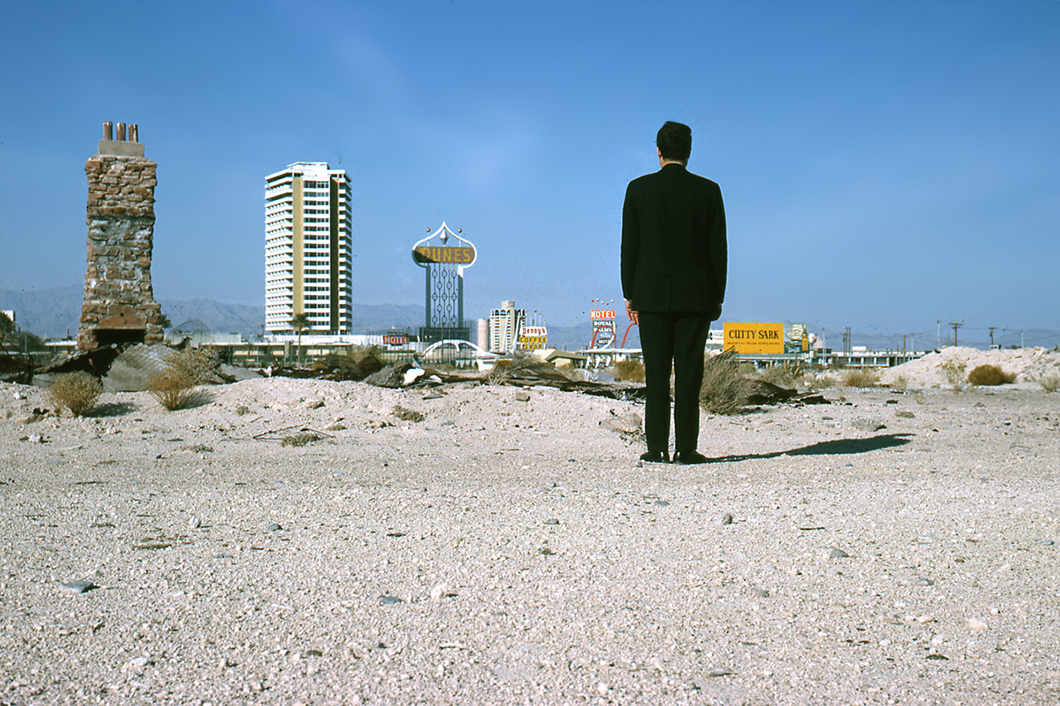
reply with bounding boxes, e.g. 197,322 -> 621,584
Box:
2,349 -> 1059,705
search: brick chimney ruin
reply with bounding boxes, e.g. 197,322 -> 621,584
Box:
77,122 -> 164,351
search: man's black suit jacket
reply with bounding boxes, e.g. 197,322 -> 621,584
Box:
621,163 -> 727,312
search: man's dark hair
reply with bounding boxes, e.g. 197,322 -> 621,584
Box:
657,121 -> 692,162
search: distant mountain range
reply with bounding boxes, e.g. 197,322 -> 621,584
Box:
1,285 -> 86,340
0,285 -> 271,340
0,285 -> 417,339
23,285 -> 1042,351
10,284 -> 1051,349
0,284 -> 604,349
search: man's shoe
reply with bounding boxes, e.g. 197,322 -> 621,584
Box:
639,450 -> 670,464
673,450 -> 708,465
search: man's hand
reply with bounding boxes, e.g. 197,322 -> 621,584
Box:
625,300 -> 638,325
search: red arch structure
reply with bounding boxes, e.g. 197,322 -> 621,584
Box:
620,322 -> 637,348
589,320 -> 617,349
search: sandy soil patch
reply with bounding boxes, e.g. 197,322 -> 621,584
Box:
2,368 -> 1058,704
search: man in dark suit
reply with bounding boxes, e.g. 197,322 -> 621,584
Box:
621,121 -> 727,464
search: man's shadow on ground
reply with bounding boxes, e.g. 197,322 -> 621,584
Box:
707,433 -> 913,463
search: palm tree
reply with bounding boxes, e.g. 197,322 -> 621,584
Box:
0,311 -> 13,342
291,313 -> 312,365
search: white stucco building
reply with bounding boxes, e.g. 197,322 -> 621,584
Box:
265,163 -> 353,337
488,300 -> 525,353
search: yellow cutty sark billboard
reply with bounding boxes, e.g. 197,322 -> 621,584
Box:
723,322 -> 785,354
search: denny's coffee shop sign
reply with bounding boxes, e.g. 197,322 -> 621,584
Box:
723,322 -> 784,354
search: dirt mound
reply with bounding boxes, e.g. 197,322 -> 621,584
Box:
880,346 -> 1060,389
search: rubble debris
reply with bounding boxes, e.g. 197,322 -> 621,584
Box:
252,425 -> 334,443
744,379 -> 798,405
21,338 -> 823,409
364,362 -> 415,388
392,406 -> 425,423
281,432 -> 324,447
484,365 -> 647,400
34,345 -> 121,387
743,379 -> 827,406
33,343 -> 263,392
102,344 -> 174,392
0,335 -> 34,384
599,410 -> 645,444
361,362 -> 460,389
268,350 -> 386,383
0,359 -> 33,385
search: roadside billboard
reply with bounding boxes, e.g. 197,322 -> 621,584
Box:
723,322 -> 785,354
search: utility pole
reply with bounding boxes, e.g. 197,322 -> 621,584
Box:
988,326 -> 996,348
843,327 -> 851,355
948,321 -> 963,347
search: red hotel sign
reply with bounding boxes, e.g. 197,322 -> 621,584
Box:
590,309 -> 616,320
383,334 -> 409,347
412,245 -> 477,265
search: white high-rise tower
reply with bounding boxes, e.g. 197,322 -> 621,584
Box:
265,163 -> 353,336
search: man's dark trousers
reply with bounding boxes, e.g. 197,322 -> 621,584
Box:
639,311 -> 713,453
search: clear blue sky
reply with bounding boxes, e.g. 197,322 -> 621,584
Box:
2,0 -> 1058,346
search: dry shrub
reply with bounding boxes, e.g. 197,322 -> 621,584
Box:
809,373 -> 835,390
756,362 -> 801,389
699,351 -> 752,415
940,358 -> 967,391
967,364 -> 1015,386
612,359 -> 645,383
889,375 -> 909,391
1040,375 -> 1060,393
50,372 -> 102,417
168,347 -> 219,385
148,369 -> 196,411
842,368 -> 879,388
486,359 -> 518,384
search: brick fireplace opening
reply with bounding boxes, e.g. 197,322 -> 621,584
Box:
77,122 -> 164,351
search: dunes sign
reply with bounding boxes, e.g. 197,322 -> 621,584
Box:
412,245 -> 476,265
